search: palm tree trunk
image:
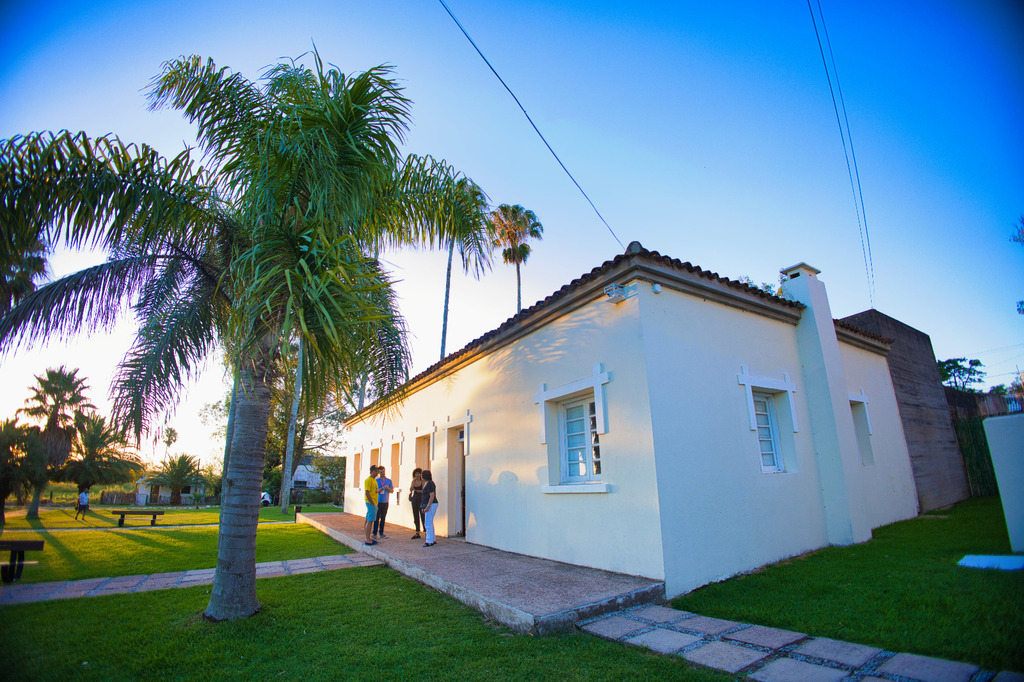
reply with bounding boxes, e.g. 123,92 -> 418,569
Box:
221,362 -> 240,490
515,261 -> 522,313
280,341 -> 303,513
205,358 -> 274,621
26,483 -> 44,520
440,240 -> 455,360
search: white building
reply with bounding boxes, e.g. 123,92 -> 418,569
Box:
343,243 -> 919,597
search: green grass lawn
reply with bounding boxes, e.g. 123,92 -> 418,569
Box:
672,497 -> 1024,672
0,568 -> 730,682
2,524 -> 350,583
1,504 -> 341,529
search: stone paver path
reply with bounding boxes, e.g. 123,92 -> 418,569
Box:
580,605 -> 1023,682
0,553 -> 382,606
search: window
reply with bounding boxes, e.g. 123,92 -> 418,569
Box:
293,480 -> 308,488
850,391 -> 874,466
534,364 -> 611,493
561,397 -> 601,483
753,391 -> 784,473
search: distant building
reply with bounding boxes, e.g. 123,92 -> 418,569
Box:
344,244 -> 919,597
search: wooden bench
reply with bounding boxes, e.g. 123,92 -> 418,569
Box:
0,540 -> 45,584
111,510 -> 165,527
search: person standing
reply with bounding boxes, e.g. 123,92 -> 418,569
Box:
408,468 -> 425,539
421,469 -> 438,547
74,489 -> 89,520
373,466 -> 394,539
363,465 -> 379,546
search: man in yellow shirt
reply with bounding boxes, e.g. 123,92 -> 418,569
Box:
364,465 -> 379,546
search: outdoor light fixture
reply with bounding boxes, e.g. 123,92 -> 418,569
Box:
604,283 -> 625,303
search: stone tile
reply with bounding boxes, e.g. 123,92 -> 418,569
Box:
4,591 -> 54,604
580,615 -> 647,639
287,565 -> 321,575
630,604 -> 687,623
678,615 -> 742,636
683,641 -> 769,673
876,653 -> 978,682
137,579 -> 178,592
994,673 -> 1024,682
727,625 -> 807,649
794,638 -> 881,668
92,585 -> 137,595
751,658 -> 849,682
624,627 -> 702,654
256,569 -> 287,578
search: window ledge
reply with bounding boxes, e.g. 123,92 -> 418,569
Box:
541,483 -> 610,494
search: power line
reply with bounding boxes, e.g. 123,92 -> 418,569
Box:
807,0 -> 875,306
963,342 -> 1024,357
436,0 -> 625,250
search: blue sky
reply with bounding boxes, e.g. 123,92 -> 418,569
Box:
2,0 -> 1022,461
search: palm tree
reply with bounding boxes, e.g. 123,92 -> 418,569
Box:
488,204 -> 544,313
59,413 -> 144,494
439,179 -> 492,360
1,230 -> 48,315
17,366 -> 95,518
0,418 -> 46,525
148,454 -> 203,505
19,366 -> 95,467
0,51 -> 488,619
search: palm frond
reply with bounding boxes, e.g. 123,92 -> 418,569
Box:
0,257 -> 161,352
1,131 -> 220,253
110,276 -> 221,439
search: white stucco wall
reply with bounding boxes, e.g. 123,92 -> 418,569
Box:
346,290 -> 666,580
344,257 -> 921,598
633,281 -> 833,596
837,341 -> 919,530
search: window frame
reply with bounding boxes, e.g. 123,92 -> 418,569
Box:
752,391 -> 784,473
559,395 -> 602,484
535,363 -> 612,493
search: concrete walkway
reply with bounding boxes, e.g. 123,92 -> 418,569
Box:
0,553 -> 382,605
579,605 -> 1022,682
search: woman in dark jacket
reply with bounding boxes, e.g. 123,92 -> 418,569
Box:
408,468 -> 425,539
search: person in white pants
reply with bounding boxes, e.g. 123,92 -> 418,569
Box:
421,470 -> 438,547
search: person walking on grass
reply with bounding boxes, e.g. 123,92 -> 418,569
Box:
409,468 -> 425,539
364,465 -> 379,546
421,469 -> 438,547
74,489 -> 89,520
373,466 -> 394,539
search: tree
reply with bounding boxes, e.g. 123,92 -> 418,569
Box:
937,358 -> 985,392
60,413 -> 144,493
0,52 -> 488,620
439,179 -> 492,359
18,366 -> 95,468
488,204 -> 543,314
1,230 -> 48,315
16,366 -> 95,518
0,418 -> 46,525
148,454 -> 203,505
